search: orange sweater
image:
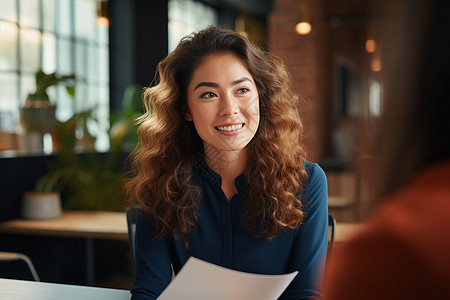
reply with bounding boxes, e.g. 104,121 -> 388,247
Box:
324,161 -> 450,300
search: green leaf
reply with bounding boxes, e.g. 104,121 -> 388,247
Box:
66,86 -> 75,97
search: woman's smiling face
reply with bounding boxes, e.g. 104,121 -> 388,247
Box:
185,52 -> 260,154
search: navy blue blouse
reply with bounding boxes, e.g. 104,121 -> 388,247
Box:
131,158 -> 328,300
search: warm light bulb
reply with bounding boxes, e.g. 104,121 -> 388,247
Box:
371,58 -> 382,72
365,39 -> 377,53
96,16 -> 109,27
295,22 -> 311,35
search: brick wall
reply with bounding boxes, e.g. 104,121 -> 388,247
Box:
268,0 -> 327,162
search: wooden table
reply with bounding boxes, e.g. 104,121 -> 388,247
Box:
334,222 -> 363,243
0,211 -> 128,286
0,278 -> 130,300
0,211 -> 361,243
0,211 -> 128,241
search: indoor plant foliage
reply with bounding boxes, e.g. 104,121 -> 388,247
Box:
33,112 -> 126,212
31,85 -> 144,212
34,148 -> 126,211
109,84 -> 144,152
20,70 -> 75,133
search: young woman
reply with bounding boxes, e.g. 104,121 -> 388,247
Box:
126,26 -> 328,299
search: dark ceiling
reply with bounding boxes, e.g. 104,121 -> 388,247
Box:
202,0 -> 273,18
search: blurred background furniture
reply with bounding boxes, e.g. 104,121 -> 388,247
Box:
328,215 -> 337,254
126,206 -> 137,272
0,132 -> 18,151
0,252 -> 40,281
326,171 -> 360,222
0,211 -> 128,285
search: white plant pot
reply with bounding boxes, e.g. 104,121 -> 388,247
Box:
21,192 -> 62,220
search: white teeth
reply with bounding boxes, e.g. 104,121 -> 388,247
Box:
217,124 -> 243,132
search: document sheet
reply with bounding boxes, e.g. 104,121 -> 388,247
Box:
157,256 -> 298,300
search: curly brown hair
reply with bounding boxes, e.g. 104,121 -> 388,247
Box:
126,26 -> 309,246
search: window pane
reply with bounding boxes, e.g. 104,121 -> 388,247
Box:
0,72 -> 18,131
20,73 -> 35,105
75,0 -> 95,41
98,83 -> 109,131
73,81 -> 87,119
42,0 -> 55,31
57,37 -> 73,75
56,84 -> 75,122
57,0 -> 72,37
94,113 -> 109,152
0,0 -> 18,23
42,32 -> 56,73
20,29 -> 41,72
98,46 -> 108,83
75,41 -> 87,80
86,44 -> 97,82
0,72 -> 18,111
86,83 -> 109,151
96,22 -> 108,45
19,0 -> 40,29
0,21 -> 18,70
86,83 -> 98,108
0,110 -> 15,131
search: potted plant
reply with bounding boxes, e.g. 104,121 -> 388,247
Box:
22,84 -> 144,215
28,131 -> 126,212
20,70 -> 75,134
20,117 -> 76,219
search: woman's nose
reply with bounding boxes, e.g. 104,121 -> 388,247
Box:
219,95 -> 239,116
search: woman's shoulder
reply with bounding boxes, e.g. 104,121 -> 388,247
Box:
300,160 -> 327,207
303,159 -> 327,187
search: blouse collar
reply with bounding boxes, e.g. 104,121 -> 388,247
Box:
193,150 -> 247,194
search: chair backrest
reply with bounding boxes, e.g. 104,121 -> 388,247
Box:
328,215 -> 337,253
0,252 -> 40,281
126,206 -> 137,270
126,206 -> 177,279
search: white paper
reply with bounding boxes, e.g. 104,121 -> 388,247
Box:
157,257 -> 298,300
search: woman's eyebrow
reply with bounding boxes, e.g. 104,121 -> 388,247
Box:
194,82 -> 219,91
231,77 -> 252,86
194,77 -> 252,91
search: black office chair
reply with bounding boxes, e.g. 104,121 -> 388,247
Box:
328,215 -> 337,254
0,251 -> 40,281
125,206 -> 175,280
126,206 -> 137,272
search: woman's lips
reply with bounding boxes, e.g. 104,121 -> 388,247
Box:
216,123 -> 243,132
215,123 -> 245,136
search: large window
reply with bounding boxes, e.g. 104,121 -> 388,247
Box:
168,0 -> 218,53
0,0 -> 109,151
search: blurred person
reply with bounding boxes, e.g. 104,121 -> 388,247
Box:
323,0 -> 450,299
126,26 -> 328,299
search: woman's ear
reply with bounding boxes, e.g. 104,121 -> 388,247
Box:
184,111 -> 192,121
183,105 -> 193,121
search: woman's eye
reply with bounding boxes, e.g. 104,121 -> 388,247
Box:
237,88 -> 249,94
201,92 -> 217,99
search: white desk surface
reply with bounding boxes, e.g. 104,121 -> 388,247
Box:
0,278 -> 130,300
